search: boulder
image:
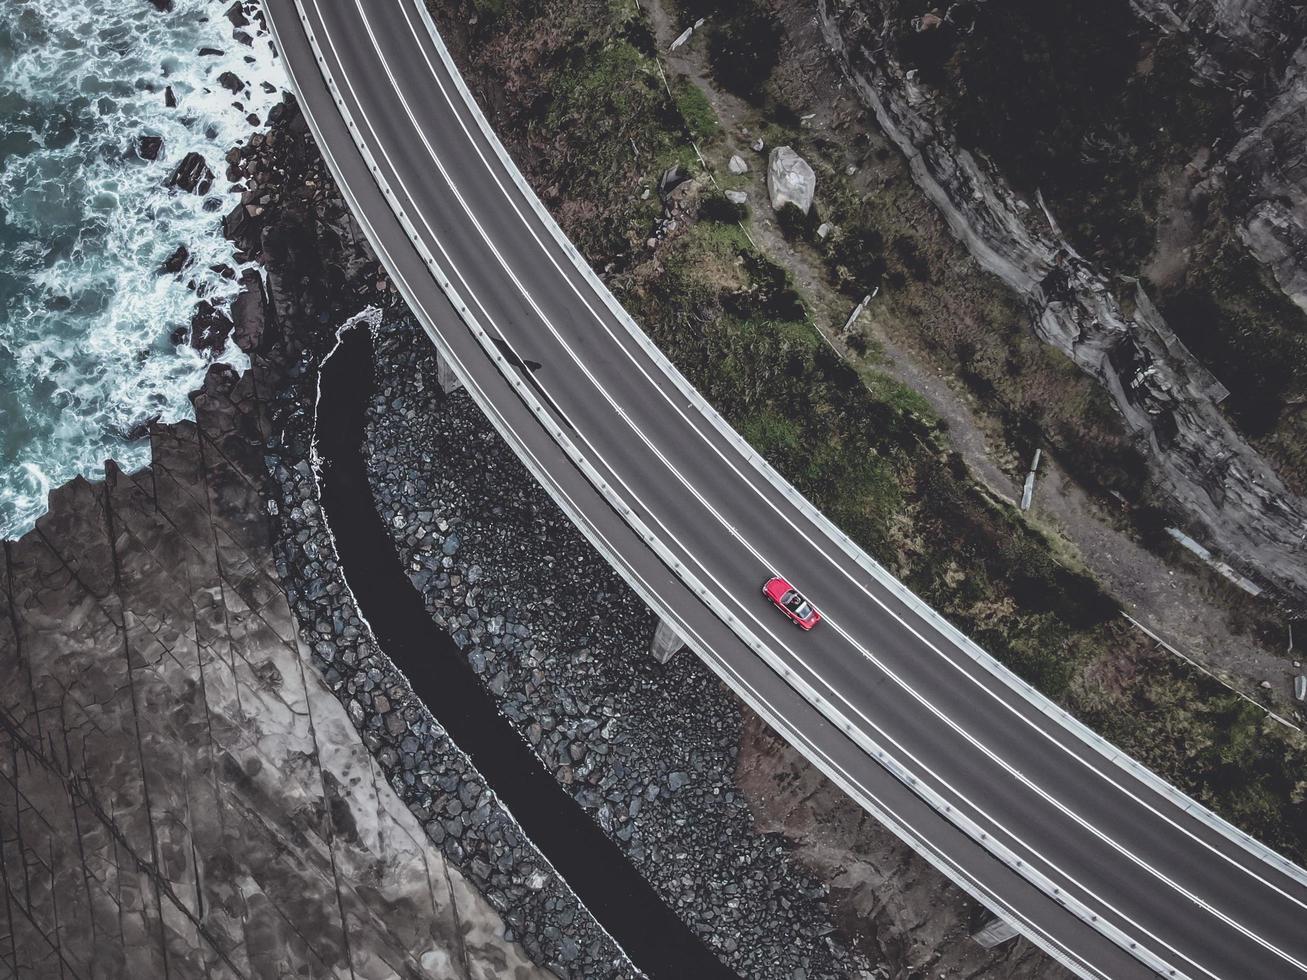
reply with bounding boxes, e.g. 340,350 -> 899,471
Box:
657,164 -> 690,202
159,244 -> 190,276
188,300 -> 234,354
231,272 -> 267,353
218,71 -> 244,94
725,189 -> 748,205
767,146 -> 815,214
138,135 -> 163,161
166,152 -> 213,194
728,154 -> 748,175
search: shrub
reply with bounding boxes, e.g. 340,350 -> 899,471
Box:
699,191 -> 745,224
706,0 -> 782,101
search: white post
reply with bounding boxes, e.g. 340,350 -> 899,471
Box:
1020,448 -> 1042,511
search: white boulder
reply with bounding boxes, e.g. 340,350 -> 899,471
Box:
767,146 -> 816,214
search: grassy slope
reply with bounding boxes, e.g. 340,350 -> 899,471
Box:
436,0 -> 1307,862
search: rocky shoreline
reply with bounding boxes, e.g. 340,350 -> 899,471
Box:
218,85 -> 640,976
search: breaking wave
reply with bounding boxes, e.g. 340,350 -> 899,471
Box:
0,0 -> 281,539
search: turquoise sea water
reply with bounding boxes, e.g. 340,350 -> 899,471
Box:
0,0 -> 280,539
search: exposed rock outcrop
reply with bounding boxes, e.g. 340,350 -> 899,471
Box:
0,315 -> 549,980
165,150 -> 213,194
818,0 -> 1307,604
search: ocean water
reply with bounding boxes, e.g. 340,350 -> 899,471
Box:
0,0 -> 282,540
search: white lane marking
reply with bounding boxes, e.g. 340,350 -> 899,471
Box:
268,20 -> 1112,980
272,36 -> 1115,980
375,0 -> 1307,945
389,0 -> 1307,921
317,6 -> 1213,975
291,4 -> 1225,976
404,0 -> 1307,898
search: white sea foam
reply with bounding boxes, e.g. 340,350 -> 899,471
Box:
0,0 -> 285,540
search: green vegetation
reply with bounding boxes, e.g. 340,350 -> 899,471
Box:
438,0 -> 1307,863
893,0 -> 1230,271
676,0 -> 782,101
1158,228 -> 1307,448
672,77 -> 720,140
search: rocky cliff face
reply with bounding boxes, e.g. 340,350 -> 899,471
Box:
1128,1 -> 1300,85
818,0 -> 1307,605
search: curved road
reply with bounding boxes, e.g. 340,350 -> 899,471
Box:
264,2 -> 1307,977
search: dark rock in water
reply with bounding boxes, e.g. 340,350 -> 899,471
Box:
146,0 -> 173,11
164,85 -> 177,108
159,244 -> 190,276
122,414 -> 161,442
189,300 -> 235,354
223,201 -> 259,252
166,152 -> 213,195
218,71 -> 245,94
138,135 -> 163,161
232,271 -> 267,353
198,47 -> 224,57
234,30 -> 254,47
226,1 -> 249,28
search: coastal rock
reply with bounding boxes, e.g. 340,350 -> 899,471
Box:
188,299 -> 234,353
159,243 -> 189,275
166,150 -> 213,194
0,357 -> 550,980
231,270 -> 267,353
767,146 -> 816,214
138,134 -> 163,160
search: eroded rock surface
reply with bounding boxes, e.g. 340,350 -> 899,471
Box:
0,362 -> 548,980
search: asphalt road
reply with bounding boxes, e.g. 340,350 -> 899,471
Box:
265,2 -> 1307,977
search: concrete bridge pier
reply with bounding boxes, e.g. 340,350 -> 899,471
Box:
971,916 -> 1018,949
436,349 -> 462,394
650,618 -> 685,663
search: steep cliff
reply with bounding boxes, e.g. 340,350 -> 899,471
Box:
819,0 -> 1307,605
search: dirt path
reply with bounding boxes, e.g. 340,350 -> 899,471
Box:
645,0 -> 1302,717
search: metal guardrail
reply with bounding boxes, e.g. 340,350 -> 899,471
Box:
266,3 -> 1307,976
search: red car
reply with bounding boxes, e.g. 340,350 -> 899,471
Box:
763,576 -> 821,630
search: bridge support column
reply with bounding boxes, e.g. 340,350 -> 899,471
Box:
436,349 -> 462,394
650,618 -> 685,664
970,916 -> 1018,949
